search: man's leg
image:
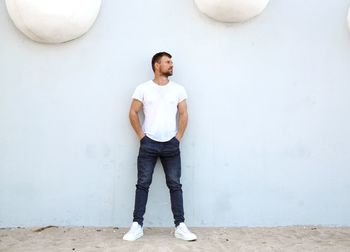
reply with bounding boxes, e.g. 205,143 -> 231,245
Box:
133,137 -> 158,226
160,137 -> 185,227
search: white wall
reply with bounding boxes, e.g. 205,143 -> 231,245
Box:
1,0 -> 350,227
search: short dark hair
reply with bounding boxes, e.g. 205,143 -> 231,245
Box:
151,52 -> 172,72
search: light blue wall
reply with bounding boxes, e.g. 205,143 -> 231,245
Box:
1,0 -> 350,227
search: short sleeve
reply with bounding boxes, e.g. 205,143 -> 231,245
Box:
178,86 -> 188,103
132,85 -> 144,102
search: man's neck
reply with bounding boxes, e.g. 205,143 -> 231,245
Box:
153,75 -> 169,86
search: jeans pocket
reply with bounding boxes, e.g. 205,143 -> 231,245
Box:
140,135 -> 147,143
173,136 -> 180,144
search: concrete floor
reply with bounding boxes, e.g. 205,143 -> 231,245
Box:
1,226 -> 350,251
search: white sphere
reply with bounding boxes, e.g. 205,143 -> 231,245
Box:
194,0 -> 270,23
5,0 -> 102,43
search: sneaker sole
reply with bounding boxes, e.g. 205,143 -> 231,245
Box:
175,232 -> 197,241
123,232 -> 144,241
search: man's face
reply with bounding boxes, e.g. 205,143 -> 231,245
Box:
158,56 -> 173,76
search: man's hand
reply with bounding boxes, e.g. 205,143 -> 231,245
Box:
175,134 -> 181,142
138,133 -> 146,140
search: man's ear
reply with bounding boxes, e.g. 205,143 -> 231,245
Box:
154,61 -> 160,71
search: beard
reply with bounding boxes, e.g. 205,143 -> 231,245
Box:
160,67 -> 174,77
162,68 -> 173,77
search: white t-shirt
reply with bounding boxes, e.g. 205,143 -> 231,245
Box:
132,80 -> 188,142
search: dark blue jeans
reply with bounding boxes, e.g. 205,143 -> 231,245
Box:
133,135 -> 185,227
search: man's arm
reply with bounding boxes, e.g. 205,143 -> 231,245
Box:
129,99 -> 145,140
176,100 -> 188,141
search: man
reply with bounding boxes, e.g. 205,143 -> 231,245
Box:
123,52 -> 197,241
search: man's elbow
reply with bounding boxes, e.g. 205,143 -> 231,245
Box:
179,110 -> 188,119
129,109 -> 137,120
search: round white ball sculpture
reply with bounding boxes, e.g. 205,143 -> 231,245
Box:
5,0 -> 102,43
194,0 -> 270,23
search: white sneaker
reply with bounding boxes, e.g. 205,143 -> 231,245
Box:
123,222 -> 143,241
175,223 -> 197,241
